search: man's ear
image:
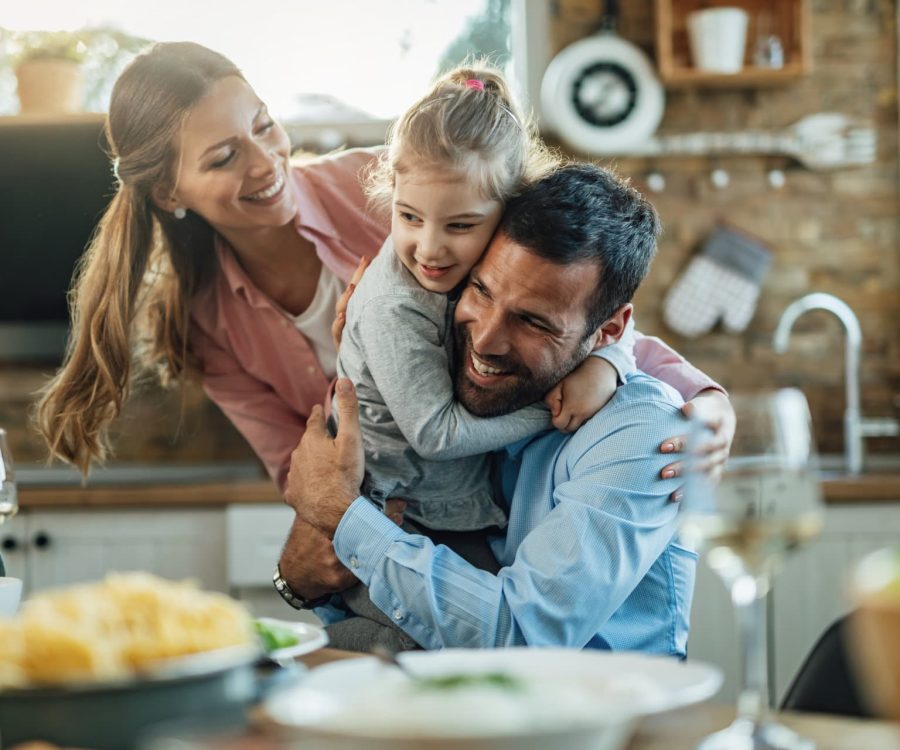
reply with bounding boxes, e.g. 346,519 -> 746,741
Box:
590,303 -> 633,349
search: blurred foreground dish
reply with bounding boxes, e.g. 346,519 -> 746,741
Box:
849,548 -> 900,720
0,572 -> 253,688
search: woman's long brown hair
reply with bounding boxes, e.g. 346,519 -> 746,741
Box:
35,42 -> 243,475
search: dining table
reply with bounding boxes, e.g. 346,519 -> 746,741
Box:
284,648 -> 900,750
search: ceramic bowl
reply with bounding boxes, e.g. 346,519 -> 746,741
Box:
263,648 -> 723,750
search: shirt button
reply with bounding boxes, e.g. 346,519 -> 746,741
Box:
350,556 -> 359,569
393,609 -> 404,621
307,365 -> 316,375
281,318 -> 290,327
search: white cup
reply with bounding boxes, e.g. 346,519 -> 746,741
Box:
0,576 -> 22,616
687,7 -> 749,74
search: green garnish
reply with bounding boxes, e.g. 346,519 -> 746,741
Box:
254,620 -> 300,652
414,672 -> 523,691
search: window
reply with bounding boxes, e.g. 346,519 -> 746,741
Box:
1,0 -> 514,146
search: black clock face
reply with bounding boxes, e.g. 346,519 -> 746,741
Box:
571,61 -> 639,128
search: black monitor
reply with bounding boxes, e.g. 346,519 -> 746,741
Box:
0,117 -> 115,362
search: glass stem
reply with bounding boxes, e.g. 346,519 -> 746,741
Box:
733,573 -> 770,727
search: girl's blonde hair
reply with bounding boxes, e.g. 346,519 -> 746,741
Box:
35,42 -> 243,475
367,61 -> 557,212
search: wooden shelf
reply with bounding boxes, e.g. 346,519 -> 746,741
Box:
655,0 -> 811,87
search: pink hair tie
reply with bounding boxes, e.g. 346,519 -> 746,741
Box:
464,78 -> 485,91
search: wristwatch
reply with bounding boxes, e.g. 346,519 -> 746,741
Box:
272,563 -> 329,610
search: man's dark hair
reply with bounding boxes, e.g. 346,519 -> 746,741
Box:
498,162 -> 661,336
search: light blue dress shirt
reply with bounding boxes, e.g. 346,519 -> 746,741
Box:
329,372 -> 699,657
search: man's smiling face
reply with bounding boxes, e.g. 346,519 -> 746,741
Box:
452,231 -> 602,417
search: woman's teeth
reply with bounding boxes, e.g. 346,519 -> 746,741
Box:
471,353 -> 504,376
244,172 -> 284,201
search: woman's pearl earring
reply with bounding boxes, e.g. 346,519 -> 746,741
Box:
174,207 -> 187,220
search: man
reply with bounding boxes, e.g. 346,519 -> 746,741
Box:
277,163 -> 730,655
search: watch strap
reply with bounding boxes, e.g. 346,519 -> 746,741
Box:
272,563 -> 329,610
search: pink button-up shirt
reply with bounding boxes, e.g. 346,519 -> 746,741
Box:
189,148 -> 720,493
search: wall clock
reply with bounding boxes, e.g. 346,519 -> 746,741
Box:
541,3 -> 665,154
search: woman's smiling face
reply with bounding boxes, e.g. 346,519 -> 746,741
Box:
165,76 -> 296,232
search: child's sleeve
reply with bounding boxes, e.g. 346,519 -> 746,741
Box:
355,294 -> 550,462
589,317 -> 637,382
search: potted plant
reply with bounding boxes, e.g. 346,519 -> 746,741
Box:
13,31 -> 87,114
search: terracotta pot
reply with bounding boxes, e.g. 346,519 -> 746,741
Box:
15,58 -> 84,114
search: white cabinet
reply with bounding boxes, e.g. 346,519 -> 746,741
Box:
0,508 -> 228,598
225,504 -> 322,624
687,502 -> 900,706
771,504 -> 900,702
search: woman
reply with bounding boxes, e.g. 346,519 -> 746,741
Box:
36,42 -> 731,494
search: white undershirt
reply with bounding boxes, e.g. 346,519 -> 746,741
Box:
290,265 -> 344,379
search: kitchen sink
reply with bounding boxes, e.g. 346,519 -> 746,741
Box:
16,461 -> 266,488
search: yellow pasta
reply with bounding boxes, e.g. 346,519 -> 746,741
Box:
0,573 -> 254,688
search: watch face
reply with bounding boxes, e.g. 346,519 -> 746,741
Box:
571,61 -> 638,128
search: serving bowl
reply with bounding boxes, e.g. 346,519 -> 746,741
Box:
263,648 -> 723,750
0,644 -> 268,750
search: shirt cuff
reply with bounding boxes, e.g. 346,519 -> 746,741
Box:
333,496 -> 407,586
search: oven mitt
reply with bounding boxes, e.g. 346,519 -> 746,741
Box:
663,226 -> 772,337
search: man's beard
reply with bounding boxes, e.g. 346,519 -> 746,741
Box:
452,322 -> 593,418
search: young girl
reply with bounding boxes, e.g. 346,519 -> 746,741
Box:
330,64 -> 639,648
337,64 -> 635,533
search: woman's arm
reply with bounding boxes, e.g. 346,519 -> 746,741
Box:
191,323 -> 306,492
633,331 -> 724,400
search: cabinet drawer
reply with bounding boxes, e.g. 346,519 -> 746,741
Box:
226,505 -> 294,587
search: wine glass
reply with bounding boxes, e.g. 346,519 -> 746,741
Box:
0,428 -> 18,525
681,389 -> 824,750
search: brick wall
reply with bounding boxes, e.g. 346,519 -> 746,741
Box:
2,0 -> 898,467
552,0 -> 900,455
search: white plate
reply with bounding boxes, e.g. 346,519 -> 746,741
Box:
256,618 -> 329,660
263,648 -> 722,749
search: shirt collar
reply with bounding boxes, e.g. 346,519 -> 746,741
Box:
289,166 -> 341,241
214,166 -> 338,306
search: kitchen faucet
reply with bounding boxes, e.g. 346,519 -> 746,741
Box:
773,293 -> 898,474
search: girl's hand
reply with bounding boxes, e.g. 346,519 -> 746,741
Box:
331,257 -> 369,350
660,389 -> 735,501
544,357 -> 618,433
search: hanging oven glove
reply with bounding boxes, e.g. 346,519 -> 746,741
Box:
663,226 -> 773,338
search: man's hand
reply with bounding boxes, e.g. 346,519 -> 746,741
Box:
659,388 -> 736,501
278,515 -> 357,600
284,378 -> 365,538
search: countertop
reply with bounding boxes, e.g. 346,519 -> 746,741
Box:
18,479 -> 282,508
15,473 -> 900,509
